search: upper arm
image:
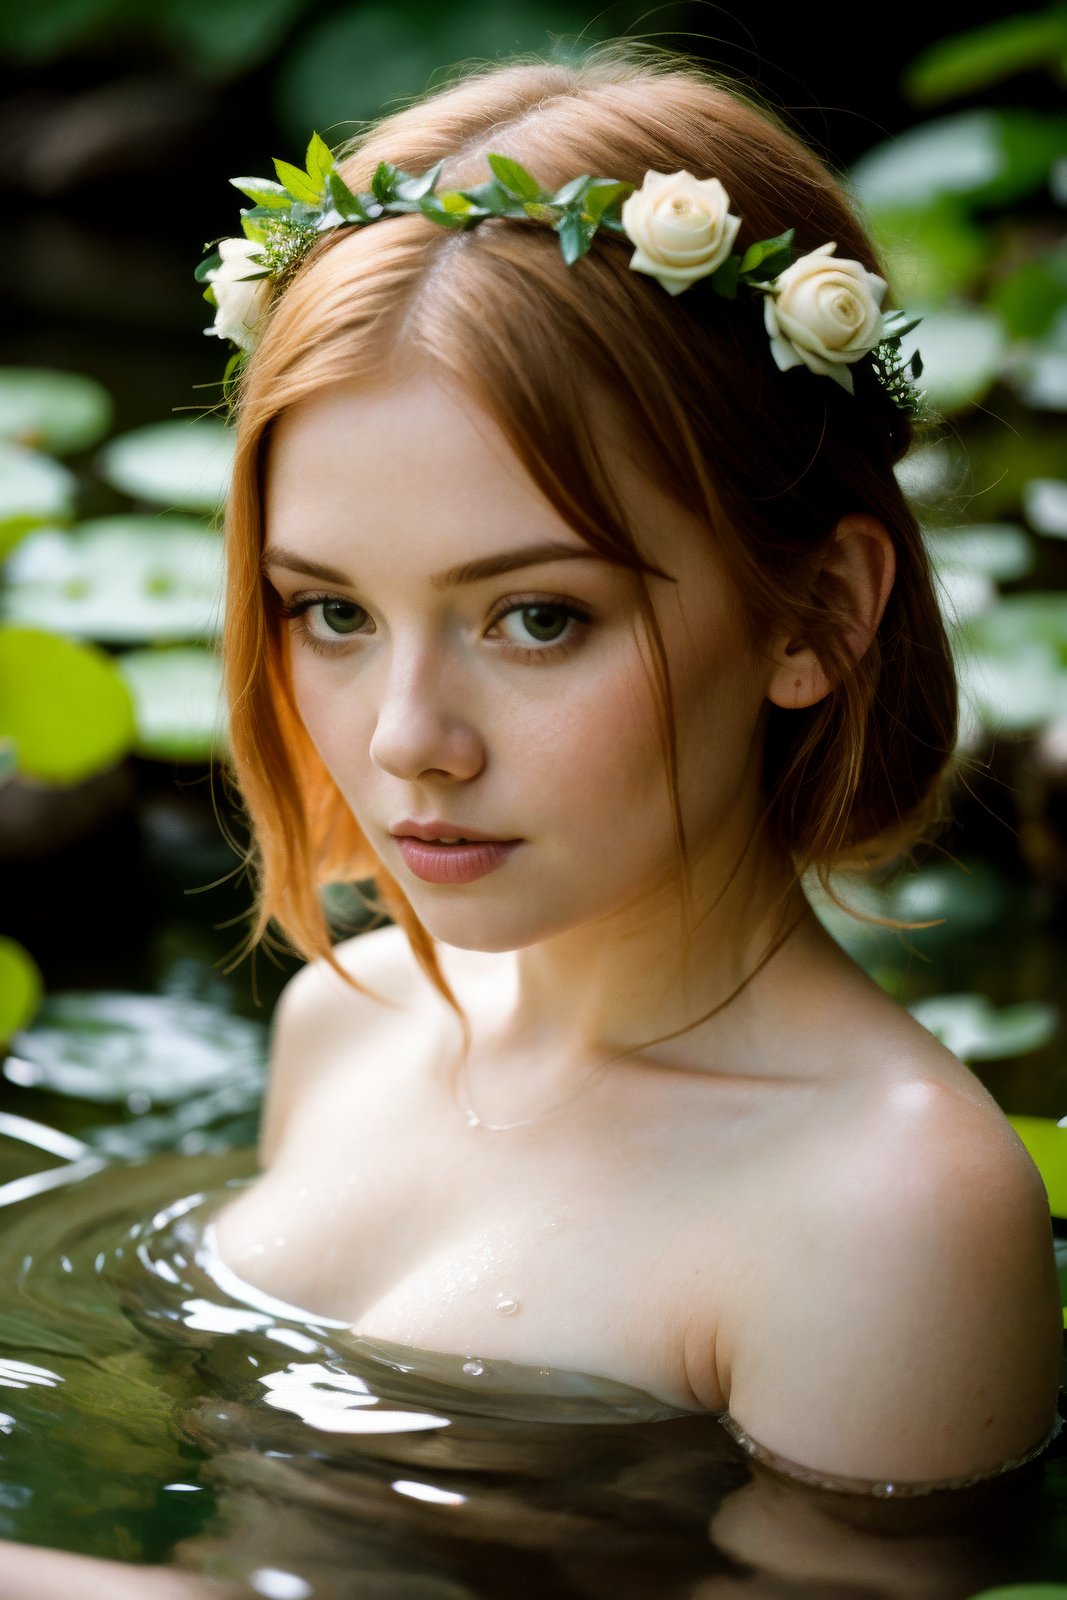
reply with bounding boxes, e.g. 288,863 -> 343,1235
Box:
720,1083 -> 1062,1487
256,923 -> 412,1170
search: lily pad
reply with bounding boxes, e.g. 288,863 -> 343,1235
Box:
0,439 -> 76,528
932,565 -> 995,627
1,516 -> 224,643
967,1587 -> 1067,1600
0,936 -> 43,1043
896,305 -> 1006,415
956,637 -> 1067,734
116,645 -> 227,762
0,368 -> 113,455
1010,1117 -> 1067,1225
8,990 -> 265,1106
924,523 -> 1034,583
850,110 -> 1067,212
95,419 -> 233,513
908,993 -> 1059,1062
1024,479 -> 1067,538
0,626 -> 136,783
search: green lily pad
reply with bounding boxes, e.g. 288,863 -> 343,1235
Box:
0,367 -> 113,455
924,524 -> 1034,582
967,1584 -> 1067,1599
932,565 -> 995,627
897,305 -> 1006,415
956,637 -> 1067,734
1,516 -> 224,642
908,992 -> 1059,1063
116,645 -> 226,762
95,419 -> 233,513
1024,479 -> 1067,537
1017,351 -> 1067,411
0,935 -> 43,1043
0,439 -> 76,526
8,990 -> 265,1105
851,110 -> 1067,212
868,201 -> 987,304
965,592 -> 1067,655
894,440 -> 965,508
1013,1118 -> 1067,1225
0,626 -> 136,783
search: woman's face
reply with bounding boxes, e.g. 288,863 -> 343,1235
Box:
262,365 -> 774,952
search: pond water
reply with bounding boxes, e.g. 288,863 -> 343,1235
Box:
2,1103 -> 1067,1596
3,792 -> 1067,1596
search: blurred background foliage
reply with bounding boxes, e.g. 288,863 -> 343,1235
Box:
0,2 -> 1066,1187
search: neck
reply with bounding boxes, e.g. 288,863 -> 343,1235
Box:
448,826 -> 818,1117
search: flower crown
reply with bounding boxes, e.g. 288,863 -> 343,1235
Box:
196,132 -> 924,420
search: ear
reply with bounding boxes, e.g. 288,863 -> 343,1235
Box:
765,514 -> 896,711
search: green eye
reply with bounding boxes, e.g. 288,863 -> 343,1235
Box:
318,600 -> 366,634
516,604 -> 569,642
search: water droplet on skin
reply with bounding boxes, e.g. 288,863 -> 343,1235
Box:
495,1295 -> 520,1316
462,1360 -> 485,1376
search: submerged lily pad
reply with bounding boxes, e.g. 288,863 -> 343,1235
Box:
0,626 -> 136,783
116,645 -> 227,762
908,992 -> 1059,1062
95,419 -> 233,513
0,367 -> 113,455
0,936 -> 43,1043
8,991 -> 266,1105
1,516 -> 224,642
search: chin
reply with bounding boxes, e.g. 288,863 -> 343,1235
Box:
407,894 -> 590,955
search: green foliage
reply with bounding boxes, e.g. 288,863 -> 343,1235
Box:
0,935 -> 43,1042
903,8 -> 1067,104
0,625 -> 136,783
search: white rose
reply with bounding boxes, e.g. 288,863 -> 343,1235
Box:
620,170 -> 742,297
763,242 -> 887,395
203,237 -> 272,353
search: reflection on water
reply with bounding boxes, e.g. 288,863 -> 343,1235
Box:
0,1140 -> 1065,1598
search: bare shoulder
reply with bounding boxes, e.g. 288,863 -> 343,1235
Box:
713,1044 -> 1062,1485
256,922 -> 424,1167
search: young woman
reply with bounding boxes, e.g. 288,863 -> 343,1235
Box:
201,41 -> 1062,1491
1,37 -> 1061,1600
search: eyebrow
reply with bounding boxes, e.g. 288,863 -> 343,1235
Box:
260,540 -> 604,590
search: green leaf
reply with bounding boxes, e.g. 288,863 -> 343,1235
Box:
457,179 -> 514,217
193,250 -> 222,284
0,367 -> 113,455
549,174 -> 592,207
880,309 -> 923,341
272,157 -> 321,205
486,152 -> 543,203
0,626 -> 136,784
394,158 -> 445,202
0,935 -> 43,1042
903,11 -> 1067,106
556,210 -> 596,265
711,256 -> 740,298
229,176 -> 290,210
370,161 -> 399,205
327,170 -> 372,222
304,131 -> 335,189
739,229 -> 795,280
583,178 -> 631,222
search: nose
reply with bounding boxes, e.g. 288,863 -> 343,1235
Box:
368,646 -> 485,783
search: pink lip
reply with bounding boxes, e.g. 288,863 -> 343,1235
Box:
390,818 -> 513,842
395,837 -> 522,884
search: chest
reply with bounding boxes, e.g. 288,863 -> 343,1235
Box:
210,1037 -> 804,1411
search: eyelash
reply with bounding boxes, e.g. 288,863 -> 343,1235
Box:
273,591 -> 593,664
